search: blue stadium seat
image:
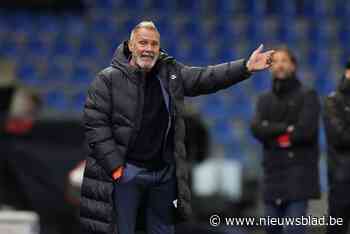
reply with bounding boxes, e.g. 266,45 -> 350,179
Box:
71,91 -> 87,112
335,0 -> 350,18
245,0 -> 266,19
339,27 -> 350,46
307,49 -> 330,72
45,91 -> 69,111
146,1 -> 175,12
120,0 -> 147,10
251,71 -> 271,91
45,63 -> 67,83
273,0 -> 296,17
217,44 -> 237,63
224,138 -> 245,160
91,16 -> 117,35
71,66 -> 93,84
211,120 -> 234,145
17,63 -> 40,85
37,15 -> 60,34
308,22 -> 329,47
277,18 -> 297,45
78,39 -> 100,58
0,40 -> 19,58
11,12 -> 34,33
62,15 -> 86,37
173,18 -> 202,39
315,75 -> 336,96
228,94 -> 253,120
175,0 -> 201,13
52,39 -> 76,57
298,0 -> 316,18
26,39 -> 49,58
212,0 -> 240,15
85,0 -> 114,8
200,96 -> 229,120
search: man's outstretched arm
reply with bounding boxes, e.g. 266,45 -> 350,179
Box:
180,44 -> 274,97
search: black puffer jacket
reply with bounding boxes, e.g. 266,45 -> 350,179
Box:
251,78 -> 321,202
324,77 -> 350,201
79,41 -> 252,234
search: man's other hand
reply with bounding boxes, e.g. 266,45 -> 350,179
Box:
112,166 -> 124,181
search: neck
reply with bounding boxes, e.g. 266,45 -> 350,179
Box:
129,58 -> 137,68
272,76 -> 299,95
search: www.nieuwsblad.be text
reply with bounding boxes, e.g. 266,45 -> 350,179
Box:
209,214 -> 343,227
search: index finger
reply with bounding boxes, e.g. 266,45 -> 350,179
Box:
263,50 -> 275,56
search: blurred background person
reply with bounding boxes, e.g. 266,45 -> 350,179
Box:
251,47 -> 321,234
0,58 -> 42,209
324,60 -> 350,234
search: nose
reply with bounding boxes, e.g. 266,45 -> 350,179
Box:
145,44 -> 153,51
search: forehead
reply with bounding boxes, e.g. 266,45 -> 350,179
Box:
133,28 -> 160,41
272,51 -> 291,60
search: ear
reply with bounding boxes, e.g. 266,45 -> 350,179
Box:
128,40 -> 133,52
291,63 -> 296,72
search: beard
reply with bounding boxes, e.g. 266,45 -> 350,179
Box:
272,70 -> 295,80
133,52 -> 159,71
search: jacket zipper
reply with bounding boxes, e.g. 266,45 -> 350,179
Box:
129,74 -> 145,151
158,76 -> 172,160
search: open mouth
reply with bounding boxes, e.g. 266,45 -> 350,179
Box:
141,54 -> 154,59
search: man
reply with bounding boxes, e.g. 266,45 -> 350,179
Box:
324,60 -> 350,234
251,47 -> 320,234
80,21 -> 273,234
0,58 -> 41,208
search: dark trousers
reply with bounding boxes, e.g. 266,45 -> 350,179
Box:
264,199 -> 308,234
327,198 -> 350,234
113,162 -> 176,234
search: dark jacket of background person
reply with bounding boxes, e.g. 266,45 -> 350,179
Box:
251,77 -> 321,202
0,83 -> 41,208
324,77 -> 350,201
80,41 -> 252,234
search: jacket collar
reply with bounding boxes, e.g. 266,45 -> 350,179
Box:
272,76 -> 301,96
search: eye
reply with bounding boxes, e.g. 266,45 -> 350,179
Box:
152,41 -> 159,47
139,40 -> 147,45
